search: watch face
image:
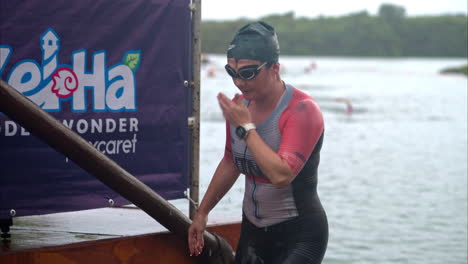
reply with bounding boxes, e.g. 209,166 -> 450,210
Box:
236,126 -> 246,139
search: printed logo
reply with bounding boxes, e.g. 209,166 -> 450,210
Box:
0,28 -> 141,113
1,28 -> 142,155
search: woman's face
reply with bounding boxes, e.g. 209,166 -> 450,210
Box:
226,58 -> 275,101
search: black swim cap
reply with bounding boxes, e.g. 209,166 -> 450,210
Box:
227,21 -> 280,63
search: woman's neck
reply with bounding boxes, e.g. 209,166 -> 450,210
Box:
253,80 -> 285,111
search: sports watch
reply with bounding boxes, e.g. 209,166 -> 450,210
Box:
235,123 -> 256,140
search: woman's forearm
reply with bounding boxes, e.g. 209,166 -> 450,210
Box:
244,130 -> 294,187
197,157 -> 241,216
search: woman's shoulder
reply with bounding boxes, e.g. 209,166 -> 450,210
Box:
287,85 -> 321,112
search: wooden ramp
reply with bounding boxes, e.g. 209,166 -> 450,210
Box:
0,206 -> 241,264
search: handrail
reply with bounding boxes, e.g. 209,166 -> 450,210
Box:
0,79 -> 234,263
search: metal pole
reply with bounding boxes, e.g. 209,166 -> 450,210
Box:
189,0 -> 201,220
0,80 -> 234,263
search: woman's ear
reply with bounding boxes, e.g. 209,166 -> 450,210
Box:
272,63 -> 281,80
273,63 -> 280,72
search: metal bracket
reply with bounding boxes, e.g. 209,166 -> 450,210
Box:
0,218 -> 13,244
184,189 -> 199,209
188,3 -> 196,12
188,116 -> 196,128
184,80 -> 196,89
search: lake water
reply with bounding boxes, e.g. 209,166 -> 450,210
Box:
197,55 -> 468,264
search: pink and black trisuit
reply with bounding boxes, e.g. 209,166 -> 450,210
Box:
225,84 -> 329,264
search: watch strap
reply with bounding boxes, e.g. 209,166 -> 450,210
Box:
242,123 -> 256,132
241,123 -> 256,139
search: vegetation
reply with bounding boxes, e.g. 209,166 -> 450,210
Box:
440,64 -> 468,75
201,4 -> 467,57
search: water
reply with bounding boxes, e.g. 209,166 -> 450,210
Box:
197,55 -> 468,264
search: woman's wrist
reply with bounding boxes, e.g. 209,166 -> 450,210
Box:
196,207 -> 209,218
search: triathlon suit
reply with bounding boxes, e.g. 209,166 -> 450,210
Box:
224,84 -> 328,264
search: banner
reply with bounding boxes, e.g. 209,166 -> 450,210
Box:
0,0 -> 192,218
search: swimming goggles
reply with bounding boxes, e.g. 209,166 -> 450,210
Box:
224,62 -> 268,80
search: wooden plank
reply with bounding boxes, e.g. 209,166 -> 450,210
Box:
0,222 -> 240,264
0,207 -> 241,263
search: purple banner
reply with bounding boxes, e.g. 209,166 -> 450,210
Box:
0,0 -> 192,218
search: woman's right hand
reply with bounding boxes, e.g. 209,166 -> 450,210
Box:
188,211 -> 208,256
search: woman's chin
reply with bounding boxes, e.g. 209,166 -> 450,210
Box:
241,91 -> 253,100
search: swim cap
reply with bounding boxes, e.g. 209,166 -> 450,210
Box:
227,21 -> 280,63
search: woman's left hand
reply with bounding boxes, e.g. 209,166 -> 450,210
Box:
188,211 -> 208,256
217,93 -> 251,126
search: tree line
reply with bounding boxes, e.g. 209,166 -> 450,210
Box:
201,4 -> 467,57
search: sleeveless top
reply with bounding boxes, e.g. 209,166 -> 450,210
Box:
224,83 -> 325,227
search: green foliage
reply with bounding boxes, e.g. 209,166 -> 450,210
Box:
378,4 -> 406,23
441,64 -> 468,75
123,52 -> 141,72
201,4 -> 467,57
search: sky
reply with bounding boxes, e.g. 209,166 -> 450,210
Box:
201,0 -> 468,20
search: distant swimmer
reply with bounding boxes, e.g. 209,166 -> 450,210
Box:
304,61 -> 317,73
207,67 -> 216,78
335,97 -> 353,114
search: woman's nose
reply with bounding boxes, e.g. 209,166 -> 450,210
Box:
234,77 -> 245,87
